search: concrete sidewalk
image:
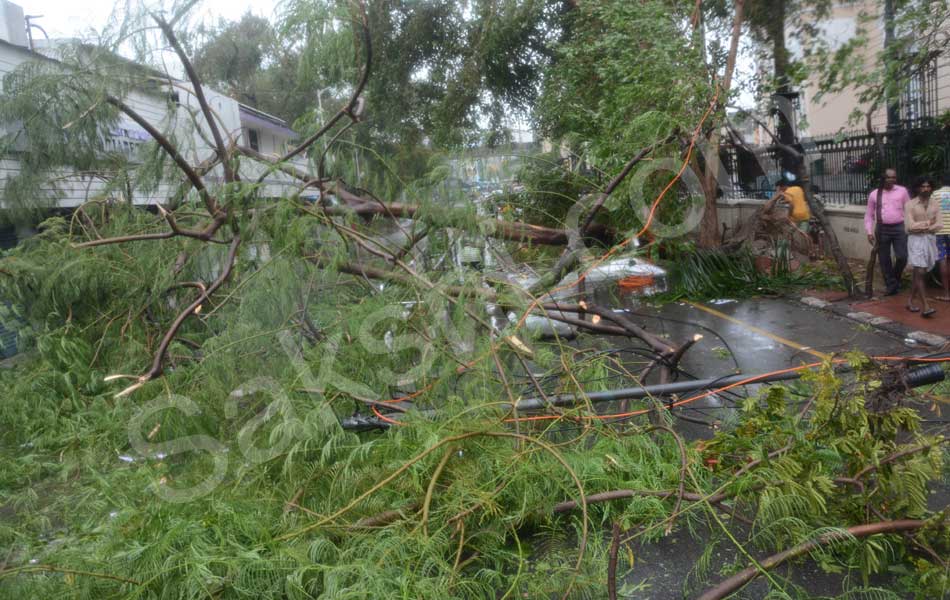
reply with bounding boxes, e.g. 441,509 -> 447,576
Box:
802,288 -> 950,347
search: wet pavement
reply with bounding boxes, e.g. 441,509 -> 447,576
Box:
850,292 -> 950,336
631,296 -> 912,373
806,285 -> 950,338
600,295 -> 922,433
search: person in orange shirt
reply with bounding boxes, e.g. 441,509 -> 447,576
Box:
765,178 -> 813,255
766,178 -> 811,228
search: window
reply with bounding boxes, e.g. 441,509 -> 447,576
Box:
247,128 -> 260,152
901,55 -> 939,125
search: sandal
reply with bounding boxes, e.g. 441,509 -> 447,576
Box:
922,308 -> 936,318
906,305 -> 920,313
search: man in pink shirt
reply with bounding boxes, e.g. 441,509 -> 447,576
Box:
865,169 -> 911,295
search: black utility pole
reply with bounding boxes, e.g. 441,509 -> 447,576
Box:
768,2 -> 801,176
883,0 -> 900,129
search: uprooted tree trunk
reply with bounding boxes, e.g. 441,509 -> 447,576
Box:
692,0 -> 744,249
722,201 -> 813,261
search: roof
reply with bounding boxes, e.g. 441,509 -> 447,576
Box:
238,103 -> 297,138
0,35 -> 50,60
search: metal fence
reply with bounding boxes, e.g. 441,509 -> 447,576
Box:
722,125 -> 950,205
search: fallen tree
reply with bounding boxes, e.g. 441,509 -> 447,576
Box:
1,2 -> 948,599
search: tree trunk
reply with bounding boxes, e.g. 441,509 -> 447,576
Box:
803,188 -> 856,295
698,166 -> 721,249
697,0 -> 743,249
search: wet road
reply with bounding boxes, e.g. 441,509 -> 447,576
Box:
582,295 -> 941,599
632,296 -> 911,376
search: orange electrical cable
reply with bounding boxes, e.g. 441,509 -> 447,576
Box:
372,404 -> 405,425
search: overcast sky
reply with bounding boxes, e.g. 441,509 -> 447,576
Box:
18,0 -> 280,40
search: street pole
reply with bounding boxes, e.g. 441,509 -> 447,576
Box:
883,0 -> 900,130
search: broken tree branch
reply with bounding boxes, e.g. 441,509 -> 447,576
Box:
540,303 -> 675,355
607,522 -> 621,600
153,14 -> 234,184
73,204 -> 228,248
110,236 -> 241,397
271,1 -> 371,166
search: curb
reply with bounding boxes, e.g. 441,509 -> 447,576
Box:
799,295 -> 949,348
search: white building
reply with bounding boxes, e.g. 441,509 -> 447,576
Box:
0,0 -> 307,218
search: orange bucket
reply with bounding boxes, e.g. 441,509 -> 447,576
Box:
618,275 -> 655,291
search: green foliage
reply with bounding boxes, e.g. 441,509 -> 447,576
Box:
0,3 -> 947,598
0,46 -> 127,218
702,360 -> 948,594
912,144 -> 946,172
660,245 -> 840,300
537,0 -> 708,169
276,0 -> 559,175
806,1 -> 950,125
189,13 -> 324,124
499,151 -> 593,228
1,208 -> 944,598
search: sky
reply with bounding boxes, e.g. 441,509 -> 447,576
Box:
18,0 -> 280,40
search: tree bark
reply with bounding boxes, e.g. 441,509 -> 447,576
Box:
803,187 -> 857,296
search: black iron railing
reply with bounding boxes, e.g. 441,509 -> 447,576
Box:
722,125 -> 950,205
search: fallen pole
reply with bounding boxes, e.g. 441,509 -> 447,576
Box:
339,361 -> 945,431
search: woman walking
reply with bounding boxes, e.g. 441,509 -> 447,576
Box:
905,176 -> 942,317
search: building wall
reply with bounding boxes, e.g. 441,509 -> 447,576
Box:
717,198 -> 871,260
797,1 -> 885,136
0,41 -> 183,208
797,0 -> 950,137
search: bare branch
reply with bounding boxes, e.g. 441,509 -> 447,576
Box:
153,14 -> 234,184
269,1 -> 372,167
106,95 -> 216,214
697,520 -> 933,600
73,206 -> 229,248
109,236 -> 241,396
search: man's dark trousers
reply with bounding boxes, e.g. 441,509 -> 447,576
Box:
877,222 -> 907,294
